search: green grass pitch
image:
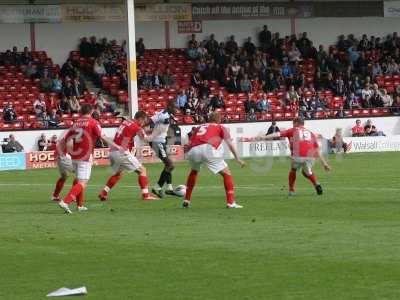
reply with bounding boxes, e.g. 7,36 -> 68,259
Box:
1,152 -> 400,299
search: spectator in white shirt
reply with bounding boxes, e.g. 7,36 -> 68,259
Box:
33,94 -> 47,117
381,89 -> 393,107
361,84 -> 373,107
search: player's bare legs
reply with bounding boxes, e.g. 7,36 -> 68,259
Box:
52,172 -> 68,202
301,165 -> 323,195
59,179 -> 88,214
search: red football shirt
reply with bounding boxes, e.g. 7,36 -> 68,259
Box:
352,125 -> 364,135
64,116 -> 102,161
114,120 -> 143,151
279,126 -> 319,158
189,123 -> 231,149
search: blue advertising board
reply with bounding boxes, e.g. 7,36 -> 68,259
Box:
0,152 -> 26,171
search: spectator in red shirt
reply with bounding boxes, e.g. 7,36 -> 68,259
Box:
352,119 -> 365,137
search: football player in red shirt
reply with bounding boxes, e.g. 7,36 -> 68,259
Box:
183,112 -> 245,208
98,111 -> 157,201
256,118 -> 331,195
57,104 -> 121,214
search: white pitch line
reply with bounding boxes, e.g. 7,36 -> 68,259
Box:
0,183 -> 399,192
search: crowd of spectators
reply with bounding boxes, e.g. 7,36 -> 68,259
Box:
1,44 -> 122,128
79,36 -> 128,90
167,29 -> 400,123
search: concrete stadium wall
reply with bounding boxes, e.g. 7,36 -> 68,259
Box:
0,23 -> 30,51
1,17 -> 400,65
2,116 -> 400,152
0,17 -> 399,65
35,22 -> 128,68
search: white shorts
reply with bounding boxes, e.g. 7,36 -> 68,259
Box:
187,144 -> 227,174
291,157 -> 315,175
57,155 -> 73,175
110,150 -> 141,173
72,160 -> 93,181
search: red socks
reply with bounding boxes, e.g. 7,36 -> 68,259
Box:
138,175 -> 149,198
184,170 -> 198,201
64,182 -> 84,204
184,171 -> 235,204
289,170 -> 297,192
104,173 -> 122,193
222,173 -> 235,205
53,177 -> 66,198
302,170 -> 318,186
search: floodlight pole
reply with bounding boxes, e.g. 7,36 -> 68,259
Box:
126,0 -> 138,118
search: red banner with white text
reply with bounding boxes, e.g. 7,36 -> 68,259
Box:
25,145 -> 184,169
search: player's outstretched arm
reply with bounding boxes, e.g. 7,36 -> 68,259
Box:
254,132 -> 281,141
226,139 -> 246,167
318,150 -> 331,171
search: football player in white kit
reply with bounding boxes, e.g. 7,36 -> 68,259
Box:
149,100 -> 180,198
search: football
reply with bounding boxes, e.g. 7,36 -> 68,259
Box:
173,185 -> 187,197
